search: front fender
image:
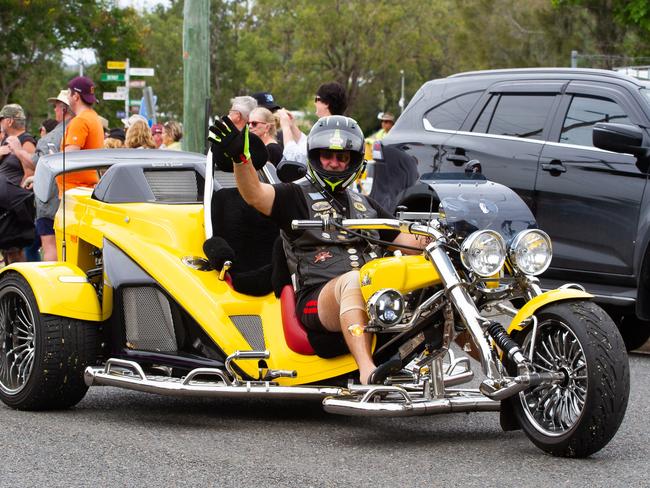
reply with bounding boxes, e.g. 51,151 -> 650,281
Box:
506,289 -> 593,334
0,263 -> 102,322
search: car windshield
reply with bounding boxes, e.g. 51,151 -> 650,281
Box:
430,178 -> 537,241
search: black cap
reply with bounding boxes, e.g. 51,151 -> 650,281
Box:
251,92 -> 281,112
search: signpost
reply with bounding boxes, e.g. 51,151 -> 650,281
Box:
100,73 -> 125,82
104,59 -> 155,118
129,67 -> 155,77
102,92 -> 126,101
107,61 -> 127,70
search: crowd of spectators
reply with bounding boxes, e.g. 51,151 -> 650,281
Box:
0,74 -> 185,264
1,77 -> 406,265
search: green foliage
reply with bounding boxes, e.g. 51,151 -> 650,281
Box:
3,0 -> 649,138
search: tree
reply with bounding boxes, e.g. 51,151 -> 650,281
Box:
0,0 -> 108,106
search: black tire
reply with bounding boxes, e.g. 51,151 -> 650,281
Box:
506,300 -> 629,458
0,272 -> 100,410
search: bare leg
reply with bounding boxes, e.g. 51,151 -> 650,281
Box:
41,235 -> 57,261
317,276 -> 376,384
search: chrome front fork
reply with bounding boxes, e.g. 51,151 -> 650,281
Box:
425,242 -> 503,380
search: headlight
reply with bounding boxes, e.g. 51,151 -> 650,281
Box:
509,229 -> 552,276
367,289 -> 405,328
460,230 -> 506,277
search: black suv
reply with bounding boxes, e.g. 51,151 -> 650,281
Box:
384,68 -> 650,349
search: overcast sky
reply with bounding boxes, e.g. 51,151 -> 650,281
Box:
64,0 -> 172,67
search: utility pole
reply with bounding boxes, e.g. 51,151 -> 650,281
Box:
183,0 -> 210,153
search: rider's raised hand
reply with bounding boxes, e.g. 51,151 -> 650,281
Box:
208,116 -> 268,172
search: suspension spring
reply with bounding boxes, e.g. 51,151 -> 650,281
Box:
486,321 -> 523,361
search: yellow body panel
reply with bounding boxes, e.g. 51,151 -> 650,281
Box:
360,254 -> 440,301
0,263 -> 102,322
506,289 -> 593,334
51,191 -> 359,384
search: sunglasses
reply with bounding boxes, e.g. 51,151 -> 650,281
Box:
248,121 -> 267,128
320,150 -> 351,163
314,96 -> 322,103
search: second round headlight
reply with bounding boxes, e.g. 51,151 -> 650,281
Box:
460,230 -> 506,277
509,229 -> 552,276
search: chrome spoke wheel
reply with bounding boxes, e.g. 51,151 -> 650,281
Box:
519,319 -> 587,437
0,285 -> 36,395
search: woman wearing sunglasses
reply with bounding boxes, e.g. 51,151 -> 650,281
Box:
248,107 -> 283,166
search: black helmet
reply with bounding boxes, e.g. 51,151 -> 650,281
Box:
307,115 -> 365,192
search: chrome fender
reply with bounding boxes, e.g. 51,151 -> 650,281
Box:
0,262 -> 102,322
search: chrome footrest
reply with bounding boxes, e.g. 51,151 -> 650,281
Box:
84,358 -> 341,400
323,388 -> 500,417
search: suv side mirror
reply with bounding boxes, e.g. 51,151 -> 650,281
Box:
593,123 -> 648,158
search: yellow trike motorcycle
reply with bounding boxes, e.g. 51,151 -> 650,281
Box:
0,149 -> 628,458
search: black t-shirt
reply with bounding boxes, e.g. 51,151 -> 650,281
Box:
0,132 -> 36,186
266,142 -> 283,167
270,182 -> 399,242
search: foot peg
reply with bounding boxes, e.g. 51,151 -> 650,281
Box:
262,369 -> 297,381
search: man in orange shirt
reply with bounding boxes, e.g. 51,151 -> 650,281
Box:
60,76 -> 103,192
39,76 -> 103,261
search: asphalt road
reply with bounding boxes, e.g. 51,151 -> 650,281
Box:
0,354 -> 648,488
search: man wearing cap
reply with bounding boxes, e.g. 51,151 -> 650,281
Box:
367,112 -> 395,143
0,103 -> 36,263
59,75 -> 103,195
251,92 -> 281,113
227,96 -> 257,131
24,90 -> 75,261
0,104 -> 36,184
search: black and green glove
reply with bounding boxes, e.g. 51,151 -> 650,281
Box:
208,116 -> 268,172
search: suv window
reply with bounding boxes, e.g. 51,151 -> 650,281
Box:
560,95 -> 633,146
472,94 -> 555,140
424,91 -> 482,130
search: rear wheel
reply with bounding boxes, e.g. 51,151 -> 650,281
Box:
507,300 -> 629,457
0,272 -> 100,410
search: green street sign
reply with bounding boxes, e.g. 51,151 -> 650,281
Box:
129,100 -> 141,106
100,73 -> 125,82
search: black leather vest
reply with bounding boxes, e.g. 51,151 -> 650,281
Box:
282,181 -> 379,291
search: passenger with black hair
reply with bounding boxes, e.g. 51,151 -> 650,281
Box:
280,81 -> 349,164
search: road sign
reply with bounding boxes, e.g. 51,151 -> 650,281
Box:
103,92 -> 126,101
100,73 -> 125,82
129,100 -> 142,106
107,61 -> 127,70
116,86 -> 128,94
128,80 -> 146,88
129,67 -> 155,77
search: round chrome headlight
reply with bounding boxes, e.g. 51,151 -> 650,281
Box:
367,289 -> 405,328
460,230 -> 506,277
509,229 -> 552,276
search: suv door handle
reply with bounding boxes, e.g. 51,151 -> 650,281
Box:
447,154 -> 469,164
541,160 -> 567,173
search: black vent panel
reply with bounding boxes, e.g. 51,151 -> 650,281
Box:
144,169 -> 199,202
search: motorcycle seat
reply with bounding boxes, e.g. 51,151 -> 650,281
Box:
280,284 -> 315,355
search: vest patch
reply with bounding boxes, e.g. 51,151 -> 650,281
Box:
314,250 -> 333,263
312,201 -> 332,212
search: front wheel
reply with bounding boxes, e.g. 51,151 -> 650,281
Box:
507,300 -> 629,458
0,272 -> 100,410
